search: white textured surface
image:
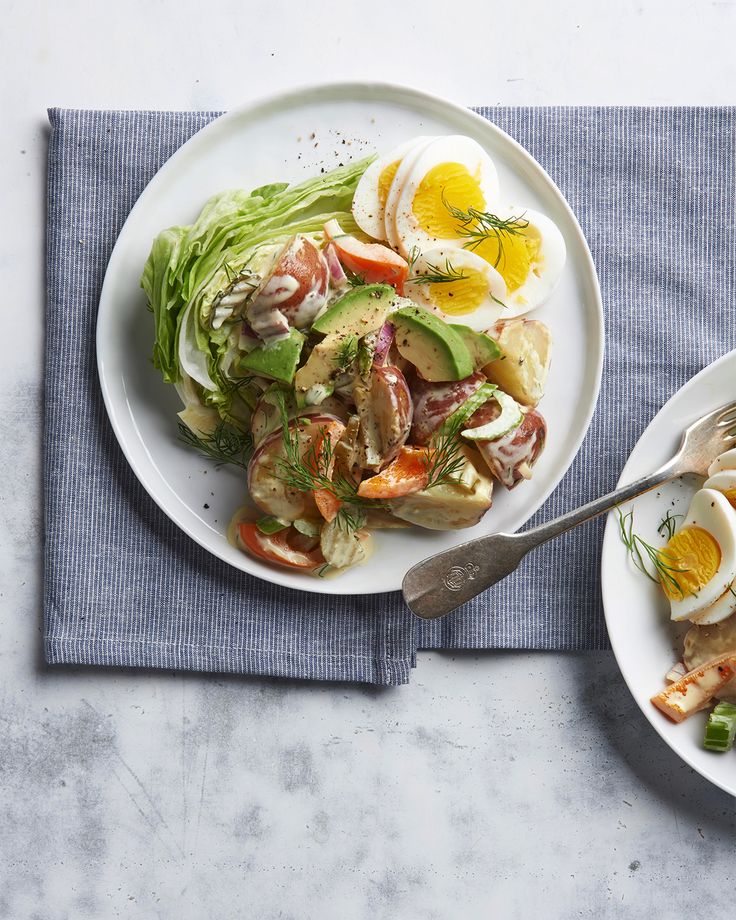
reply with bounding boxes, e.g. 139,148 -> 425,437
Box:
2,1 -> 736,917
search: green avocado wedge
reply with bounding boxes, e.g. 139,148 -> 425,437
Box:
312,284 -> 395,336
450,324 -> 502,368
239,328 -> 305,385
391,306 -> 474,382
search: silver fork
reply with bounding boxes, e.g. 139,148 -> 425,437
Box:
402,400 -> 736,620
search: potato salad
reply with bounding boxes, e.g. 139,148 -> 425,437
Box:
141,135 -> 565,577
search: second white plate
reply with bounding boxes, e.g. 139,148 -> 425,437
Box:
97,82 -> 603,594
601,349 -> 736,796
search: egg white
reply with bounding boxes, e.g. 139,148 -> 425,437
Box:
384,136 -> 436,250
489,207 -> 567,316
352,137 -> 433,242
704,469 -> 736,496
708,448 -> 736,476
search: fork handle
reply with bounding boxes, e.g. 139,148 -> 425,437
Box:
402,458 -> 681,620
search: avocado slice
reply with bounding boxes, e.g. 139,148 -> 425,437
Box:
294,331 -> 358,407
312,284 -> 395,336
450,324 -> 502,369
391,306 -> 474,382
239,328 -> 305,385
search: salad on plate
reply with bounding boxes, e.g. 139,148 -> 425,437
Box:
620,446 -> 736,753
141,134 -> 566,577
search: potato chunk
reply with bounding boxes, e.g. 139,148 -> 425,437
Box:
484,319 -> 552,407
387,447 -> 493,530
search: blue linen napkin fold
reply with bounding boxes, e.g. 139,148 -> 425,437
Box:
44,107 -> 736,684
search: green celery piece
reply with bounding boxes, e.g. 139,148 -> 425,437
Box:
441,383 -> 498,434
256,516 -> 290,535
703,701 -> 736,752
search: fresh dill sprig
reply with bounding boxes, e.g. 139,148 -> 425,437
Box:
344,265 -> 367,287
443,197 -> 529,270
273,395 -> 370,505
616,507 -> 687,597
177,419 -> 253,470
334,334 -> 359,371
336,503 -> 367,533
657,509 -> 684,541
425,412 -> 468,489
410,258 -> 469,285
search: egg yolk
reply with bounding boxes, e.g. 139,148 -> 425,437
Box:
722,488 -> 736,511
659,526 -> 722,600
378,160 -> 401,209
425,270 -> 489,316
412,163 -> 485,239
473,229 -> 542,292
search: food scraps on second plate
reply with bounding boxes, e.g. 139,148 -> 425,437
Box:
141,134 -> 566,578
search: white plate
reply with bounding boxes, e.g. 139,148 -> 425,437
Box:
601,349 -> 736,796
97,82 -> 603,595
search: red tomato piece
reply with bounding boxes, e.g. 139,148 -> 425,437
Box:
238,524 -> 325,571
324,219 -> 408,294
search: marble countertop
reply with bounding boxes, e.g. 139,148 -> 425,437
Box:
3,1 -> 736,916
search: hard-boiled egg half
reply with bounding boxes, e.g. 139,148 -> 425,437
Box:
705,448 -> 736,511
404,247 -> 506,331
352,137 -> 435,243
393,135 -> 500,256
662,489 -> 736,623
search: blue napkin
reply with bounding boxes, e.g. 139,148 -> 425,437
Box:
44,107 -> 736,683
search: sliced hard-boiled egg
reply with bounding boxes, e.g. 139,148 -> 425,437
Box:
405,247 -> 507,331
393,135 -> 500,257
691,580 -> 736,625
708,448 -> 736,476
466,207 -> 567,315
664,489 -> 736,622
704,469 -> 736,511
384,136 -> 436,250
352,138 -> 433,242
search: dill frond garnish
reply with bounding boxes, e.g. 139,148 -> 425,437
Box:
617,507 -> 687,597
425,412 -> 468,489
177,420 -> 253,470
273,394 -> 370,506
344,265 -> 367,287
657,509 -> 684,541
443,197 -> 529,269
334,334 -> 359,371
336,503 -> 367,532
409,258 -> 469,285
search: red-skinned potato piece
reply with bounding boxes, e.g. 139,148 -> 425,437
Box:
354,365 -> 413,471
247,235 -> 329,337
247,415 -> 344,520
466,402 -> 546,489
357,447 -> 429,499
409,371 -> 487,446
324,219 -> 408,293
251,393 -> 348,448
238,523 -> 325,571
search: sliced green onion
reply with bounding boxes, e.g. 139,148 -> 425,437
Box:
256,515 -> 290,535
442,383 -> 498,433
703,701 -> 736,752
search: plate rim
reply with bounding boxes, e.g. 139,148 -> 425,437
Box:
96,79 -> 605,595
601,348 -> 736,797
